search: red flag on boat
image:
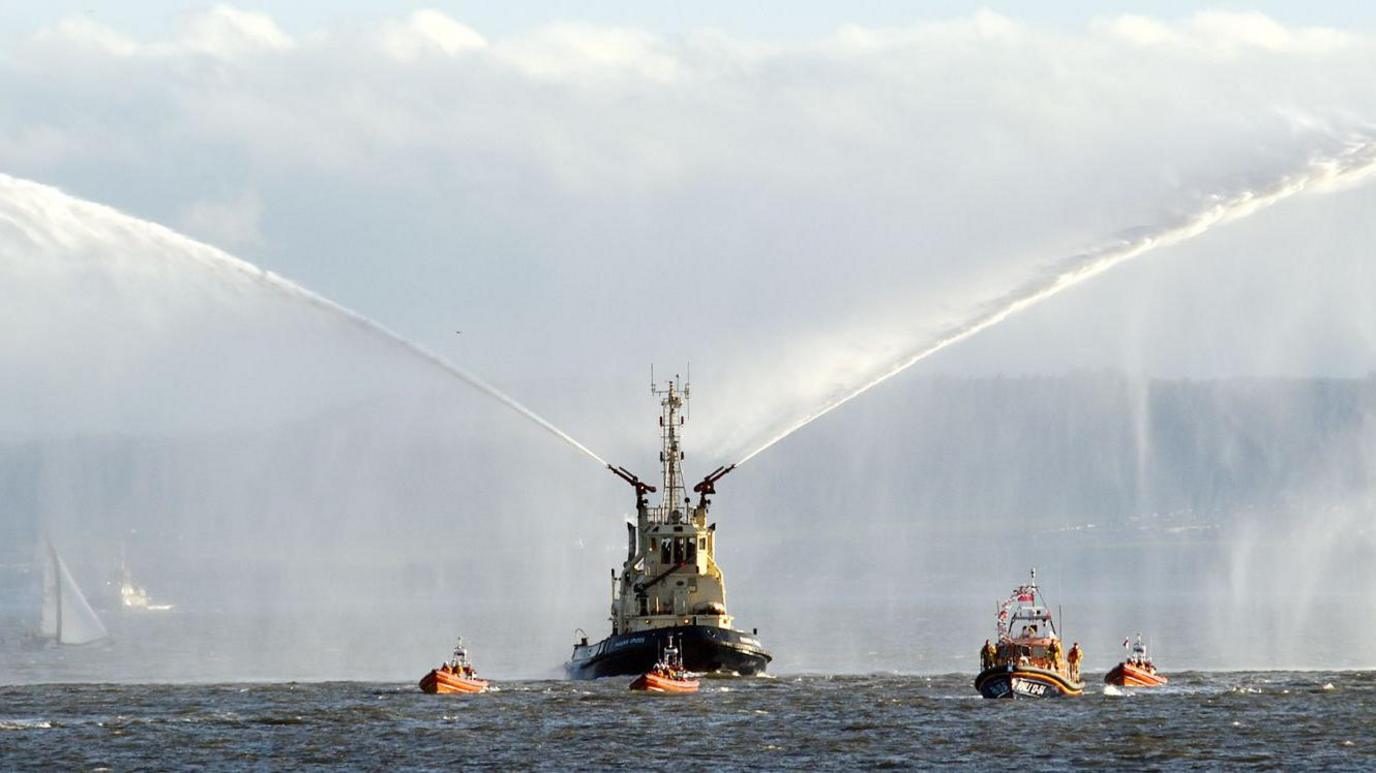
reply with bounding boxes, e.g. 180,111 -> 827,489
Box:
1017,593 -> 1034,602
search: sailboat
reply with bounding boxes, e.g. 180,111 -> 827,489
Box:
37,541 -> 109,646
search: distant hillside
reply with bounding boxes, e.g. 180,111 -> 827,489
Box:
3,373 -> 1374,563
730,373 -> 1376,536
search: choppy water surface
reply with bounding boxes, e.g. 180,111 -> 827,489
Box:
1,672 -> 1372,769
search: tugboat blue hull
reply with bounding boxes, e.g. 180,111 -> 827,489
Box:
566,625 -> 770,680
975,665 -> 1084,698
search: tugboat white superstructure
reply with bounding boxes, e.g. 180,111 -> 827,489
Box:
566,376 -> 771,679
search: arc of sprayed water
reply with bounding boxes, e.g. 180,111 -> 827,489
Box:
248,284 -> 612,467
734,138 -> 1376,468
0,179 -> 612,468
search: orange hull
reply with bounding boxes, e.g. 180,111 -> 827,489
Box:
629,672 -> 700,693
1104,662 -> 1167,687
419,668 -> 489,694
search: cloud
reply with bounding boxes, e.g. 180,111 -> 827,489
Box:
34,16 -> 140,56
173,4 -> 294,57
378,10 -> 486,62
34,5 -> 293,58
1095,11 -> 1354,54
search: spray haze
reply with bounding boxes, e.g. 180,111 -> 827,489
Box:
3,7 -> 1376,680
731,137 -> 1376,466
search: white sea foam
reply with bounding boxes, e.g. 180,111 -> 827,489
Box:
0,719 -> 53,731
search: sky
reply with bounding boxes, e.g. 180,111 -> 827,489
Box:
5,2 -> 1376,43
3,3 -> 1376,458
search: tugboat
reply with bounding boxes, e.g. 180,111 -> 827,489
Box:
566,376 -> 771,679
629,635 -> 700,693
974,569 -> 1085,698
419,636 -> 489,694
1105,634 -> 1167,687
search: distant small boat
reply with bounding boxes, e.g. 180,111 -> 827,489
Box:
419,636 -> 489,694
1105,634 -> 1167,687
630,636 -> 700,693
36,540 -> 109,646
111,554 -> 174,612
974,568 -> 1085,699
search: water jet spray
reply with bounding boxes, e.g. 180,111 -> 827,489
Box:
731,138 -> 1376,468
0,173 -> 610,468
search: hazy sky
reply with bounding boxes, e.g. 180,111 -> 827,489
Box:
4,5 -> 1376,678
3,3 -> 1375,458
5,2 -> 1376,42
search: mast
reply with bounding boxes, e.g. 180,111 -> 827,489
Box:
653,375 -> 688,519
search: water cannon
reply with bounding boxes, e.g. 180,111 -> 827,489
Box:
608,464 -> 657,509
692,464 -> 736,508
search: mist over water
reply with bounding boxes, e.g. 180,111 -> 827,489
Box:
0,174 -> 618,680
4,8 -> 1376,685
4,164 -> 1374,683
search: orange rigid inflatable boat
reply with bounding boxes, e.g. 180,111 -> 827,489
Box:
629,670 -> 700,693
1104,634 -> 1167,688
419,636 -> 490,695
419,667 -> 489,694
1104,661 -> 1167,688
629,636 -> 700,693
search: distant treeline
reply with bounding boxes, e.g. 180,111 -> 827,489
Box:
2,374 -> 1373,559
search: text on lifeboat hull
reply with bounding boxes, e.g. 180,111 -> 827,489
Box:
975,665 -> 1085,698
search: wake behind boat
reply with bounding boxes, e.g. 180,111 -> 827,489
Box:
974,569 -> 1084,698
566,376 -> 771,679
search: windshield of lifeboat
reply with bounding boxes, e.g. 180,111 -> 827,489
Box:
1008,606 -> 1057,641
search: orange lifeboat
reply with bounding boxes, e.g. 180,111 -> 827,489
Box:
419,636 -> 489,695
1104,661 -> 1167,687
1104,634 -> 1167,687
630,635 -> 699,693
629,669 -> 700,693
419,666 -> 489,694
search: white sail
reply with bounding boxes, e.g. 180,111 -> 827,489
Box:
40,542 -> 109,645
